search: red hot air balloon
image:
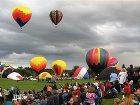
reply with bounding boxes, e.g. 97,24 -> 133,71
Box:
49,10 -> 63,26
86,48 -> 110,74
12,6 -> 32,29
107,57 -> 119,67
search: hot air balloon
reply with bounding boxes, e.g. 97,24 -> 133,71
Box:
86,48 -> 110,74
51,60 -> 66,76
12,6 -> 32,29
97,67 -> 122,80
2,68 -> 13,78
39,72 -> 52,79
74,67 -> 89,79
49,10 -> 63,26
107,57 -> 119,67
30,56 -> 47,73
7,72 -> 24,80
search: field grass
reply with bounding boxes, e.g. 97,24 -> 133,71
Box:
0,78 -> 117,105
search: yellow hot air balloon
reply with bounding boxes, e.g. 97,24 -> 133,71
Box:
39,72 -> 52,79
30,56 -> 47,72
51,60 -> 66,76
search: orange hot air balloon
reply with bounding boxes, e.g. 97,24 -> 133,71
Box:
49,10 -> 63,26
51,60 -> 66,76
30,56 -> 47,72
12,6 -> 32,29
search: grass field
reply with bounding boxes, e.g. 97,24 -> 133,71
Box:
0,78 -> 119,105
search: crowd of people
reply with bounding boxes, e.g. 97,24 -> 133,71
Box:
0,65 -> 140,105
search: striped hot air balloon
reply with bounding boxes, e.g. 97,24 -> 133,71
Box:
86,48 -> 110,74
30,56 -> 47,73
74,67 -> 89,79
51,60 -> 66,76
12,6 -> 32,29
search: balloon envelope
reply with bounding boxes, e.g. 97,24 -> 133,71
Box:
74,67 -> 89,79
51,60 -> 66,76
2,68 -> 13,78
30,56 -> 47,72
50,10 -> 63,25
12,6 -> 32,28
86,48 -> 110,74
107,57 -> 119,67
7,72 -> 24,80
97,67 -> 122,80
39,72 -> 52,79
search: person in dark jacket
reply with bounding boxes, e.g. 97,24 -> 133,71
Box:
80,88 -> 86,103
127,64 -> 134,82
57,89 -> 64,105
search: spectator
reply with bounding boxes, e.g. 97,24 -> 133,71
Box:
133,71 -> 140,90
0,87 -> 4,104
85,87 -> 96,105
57,89 -> 63,105
110,70 -> 118,83
80,88 -> 86,103
128,94 -> 139,105
14,99 -> 21,105
114,98 -> 121,105
127,64 -> 134,81
121,97 -> 129,105
40,96 -> 47,105
134,88 -> 140,103
47,85 -> 52,92
118,68 -> 128,92
123,82 -> 131,95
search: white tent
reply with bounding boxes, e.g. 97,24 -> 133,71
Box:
7,72 -> 24,80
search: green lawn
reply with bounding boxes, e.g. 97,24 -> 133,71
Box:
0,78 -> 116,105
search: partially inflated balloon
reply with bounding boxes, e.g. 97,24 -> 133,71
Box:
86,48 -> 110,74
74,67 -> 89,79
7,72 -> 24,80
12,6 -> 32,28
107,57 -> 119,67
51,60 -> 66,76
30,56 -> 47,72
50,10 -> 63,26
39,72 -> 52,79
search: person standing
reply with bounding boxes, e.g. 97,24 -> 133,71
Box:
127,64 -> 134,82
0,87 -> 4,105
110,71 -> 118,83
118,68 -> 128,92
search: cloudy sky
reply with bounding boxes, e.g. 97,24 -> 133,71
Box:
0,0 -> 140,69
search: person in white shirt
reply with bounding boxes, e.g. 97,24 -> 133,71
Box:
118,68 -> 128,92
